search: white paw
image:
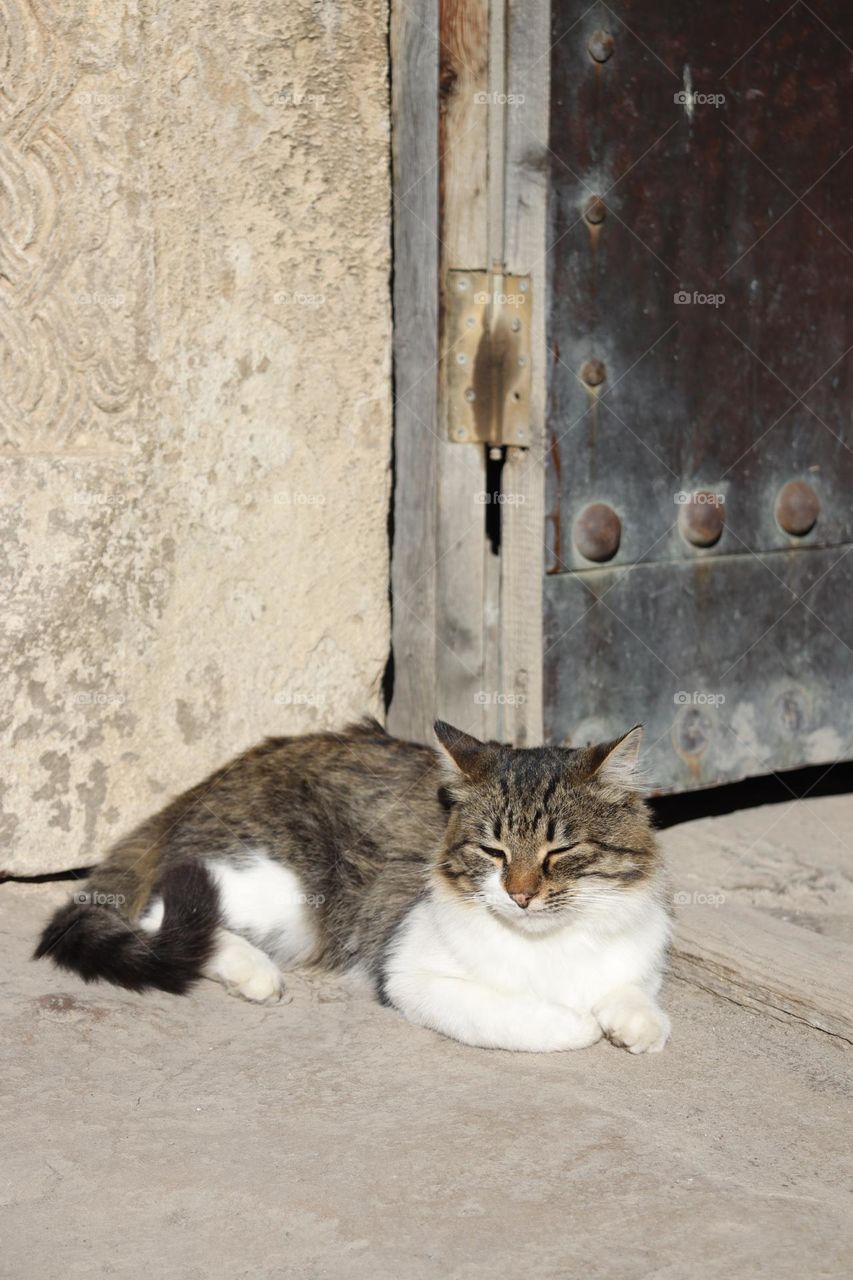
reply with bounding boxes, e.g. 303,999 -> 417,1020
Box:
523,1006 -> 603,1052
212,937 -> 285,1005
597,997 -> 670,1054
556,1008 -> 604,1051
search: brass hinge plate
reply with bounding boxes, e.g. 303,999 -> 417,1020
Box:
444,270 -> 532,446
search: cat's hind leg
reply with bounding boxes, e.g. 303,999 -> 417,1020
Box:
207,852 -> 321,970
202,928 -> 286,1005
207,851 -> 322,1003
139,899 -> 285,1002
140,851 -> 319,1005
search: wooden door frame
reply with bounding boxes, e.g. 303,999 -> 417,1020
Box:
387,0 -> 550,748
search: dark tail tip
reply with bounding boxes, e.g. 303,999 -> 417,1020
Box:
35,860 -> 220,996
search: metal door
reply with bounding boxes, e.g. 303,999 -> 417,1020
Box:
544,0 -> 853,789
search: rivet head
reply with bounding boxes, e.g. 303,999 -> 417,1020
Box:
679,490 -> 725,547
519,279 -> 529,293
573,502 -> 621,562
677,707 -> 712,758
584,196 -> 606,224
776,479 -> 819,536
588,30 -> 614,63
456,353 -> 467,364
775,688 -> 808,734
464,388 -> 476,402
580,358 -> 606,387
510,318 -> 521,332
457,278 -> 469,290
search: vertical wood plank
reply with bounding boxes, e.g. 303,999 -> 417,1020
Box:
387,0 -> 439,743
499,0 -> 549,745
391,0 -> 548,746
436,0 -> 492,737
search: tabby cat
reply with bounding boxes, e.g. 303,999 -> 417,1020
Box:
36,718 -> 671,1053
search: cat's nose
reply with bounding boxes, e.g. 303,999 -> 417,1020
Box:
510,891 -> 534,909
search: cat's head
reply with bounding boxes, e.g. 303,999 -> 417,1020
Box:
432,720 -> 661,932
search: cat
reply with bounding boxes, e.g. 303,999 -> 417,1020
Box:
35,717 -> 671,1053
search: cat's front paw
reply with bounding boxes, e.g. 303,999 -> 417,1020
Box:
594,990 -> 670,1054
553,1007 -> 604,1052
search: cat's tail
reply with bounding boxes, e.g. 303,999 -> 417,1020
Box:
34,861 -> 220,995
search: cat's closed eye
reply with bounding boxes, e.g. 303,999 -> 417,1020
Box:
542,843 -> 584,873
478,845 -> 507,863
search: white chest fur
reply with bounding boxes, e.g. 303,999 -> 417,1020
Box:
388,884 -> 670,1014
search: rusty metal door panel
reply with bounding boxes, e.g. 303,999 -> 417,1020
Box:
544,548 -> 853,791
544,0 -> 853,788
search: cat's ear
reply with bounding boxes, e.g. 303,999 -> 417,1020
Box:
434,720 -> 496,783
586,725 -> 644,791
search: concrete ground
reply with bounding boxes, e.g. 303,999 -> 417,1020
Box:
2,802 -> 852,1280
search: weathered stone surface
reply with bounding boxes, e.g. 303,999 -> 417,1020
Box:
1,0 -> 392,873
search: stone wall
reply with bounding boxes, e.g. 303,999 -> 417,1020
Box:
1,0 -> 392,874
